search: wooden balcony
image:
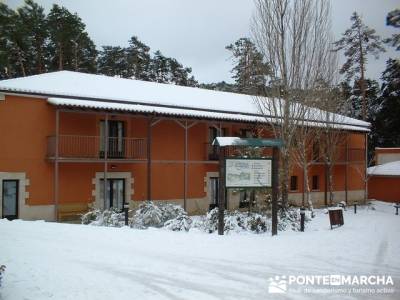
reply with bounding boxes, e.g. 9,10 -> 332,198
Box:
47,135 -> 147,161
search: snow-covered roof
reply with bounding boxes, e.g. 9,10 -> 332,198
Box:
0,71 -> 370,131
368,161 -> 400,176
213,137 -> 283,147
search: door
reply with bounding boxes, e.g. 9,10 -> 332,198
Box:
100,178 -> 125,210
108,121 -> 125,158
100,120 -> 125,158
208,177 -> 227,210
2,180 -> 18,220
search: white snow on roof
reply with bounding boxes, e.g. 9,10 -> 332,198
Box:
47,97 -> 369,132
368,161 -> 400,176
212,137 -> 243,146
0,71 -> 370,130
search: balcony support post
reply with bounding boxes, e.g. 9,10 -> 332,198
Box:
174,120 -> 197,212
54,108 -> 60,221
103,113 -> 109,208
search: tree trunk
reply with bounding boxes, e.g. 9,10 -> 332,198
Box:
281,149 -> 290,209
328,165 -> 334,205
58,43 -> 63,70
37,42 -> 43,74
358,27 -> 367,121
305,172 -> 313,213
17,48 -> 26,77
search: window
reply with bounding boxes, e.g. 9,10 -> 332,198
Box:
208,127 -> 226,160
290,176 -> 298,191
312,175 -> 319,190
100,120 -> 125,158
239,129 -> 253,138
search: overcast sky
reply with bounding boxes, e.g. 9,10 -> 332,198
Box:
6,0 -> 399,84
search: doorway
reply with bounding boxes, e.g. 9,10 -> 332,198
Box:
100,178 -> 125,210
100,120 -> 125,158
2,180 -> 19,220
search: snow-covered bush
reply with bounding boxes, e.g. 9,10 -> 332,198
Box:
81,208 -> 126,227
278,207 -> 310,231
201,208 -> 269,234
0,265 -> 5,287
224,213 -> 245,233
159,203 -> 186,223
130,201 -> 163,228
202,208 -> 220,233
130,201 -> 189,230
164,215 -> 192,232
81,208 -> 101,225
245,214 -> 269,233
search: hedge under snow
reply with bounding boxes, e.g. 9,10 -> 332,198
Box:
81,201 -> 308,234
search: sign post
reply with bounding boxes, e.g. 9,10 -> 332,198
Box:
213,137 -> 282,236
271,146 -> 279,236
217,147 -> 226,235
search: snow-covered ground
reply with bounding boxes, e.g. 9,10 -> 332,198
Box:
0,201 -> 399,300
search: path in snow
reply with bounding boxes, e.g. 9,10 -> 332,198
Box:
0,201 -> 399,300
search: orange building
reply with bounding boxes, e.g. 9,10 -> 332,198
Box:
368,148 -> 400,203
0,71 -> 369,221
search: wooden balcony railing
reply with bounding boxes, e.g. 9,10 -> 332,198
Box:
47,135 -> 147,160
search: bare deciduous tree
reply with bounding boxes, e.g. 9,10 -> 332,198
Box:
316,86 -> 347,205
251,0 -> 338,209
292,119 -> 321,212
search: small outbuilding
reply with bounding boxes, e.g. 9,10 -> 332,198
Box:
368,149 -> 400,203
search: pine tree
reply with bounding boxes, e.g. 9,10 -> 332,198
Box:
0,3 -> 18,78
125,36 -> 151,80
370,10 -> 400,148
340,79 -> 380,120
226,38 -> 269,95
0,2 -> 31,78
372,59 -> 400,147
385,9 -> 400,50
47,4 -> 96,72
334,12 -> 385,120
150,50 -> 169,83
199,81 -> 237,93
149,50 -> 197,86
166,57 -> 197,86
17,0 -> 49,75
98,46 -> 129,78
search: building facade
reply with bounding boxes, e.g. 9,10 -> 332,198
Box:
0,71 -> 369,221
368,148 -> 400,202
